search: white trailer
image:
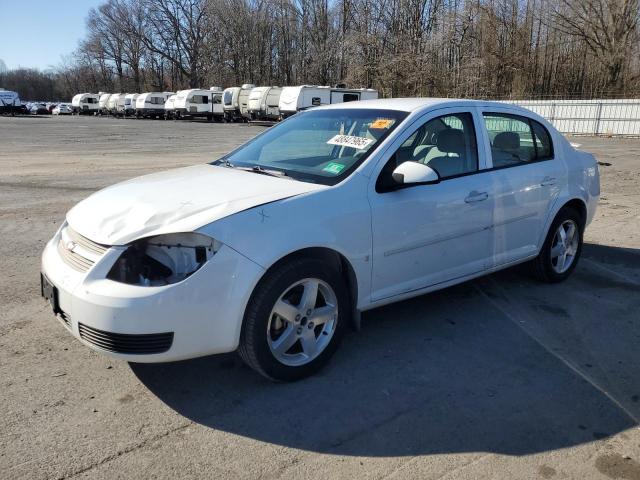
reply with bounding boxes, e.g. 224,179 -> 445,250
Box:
71,93 -> 100,115
0,89 -> 21,115
164,94 -> 177,119
247,86 -> 283,120
173,88 -> 224,121
278,86 -> 378,118
135,92 -> 169,118
106,93 -> 126,115
223,84 -> 255,121
123,93 -> 140,116
98,93 -> 112,115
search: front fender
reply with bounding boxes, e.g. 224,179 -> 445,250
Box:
200,175 -> 374,309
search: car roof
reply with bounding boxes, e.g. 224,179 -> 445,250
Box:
316,97 -> 530,114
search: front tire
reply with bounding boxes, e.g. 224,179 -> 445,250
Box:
530,206 -> 584,283
239,257 -> 349,381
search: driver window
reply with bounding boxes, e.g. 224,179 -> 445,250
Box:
377,112 -> 478,191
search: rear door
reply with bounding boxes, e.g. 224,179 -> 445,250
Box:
479,110 -> 563,265
368,107 -> 495,301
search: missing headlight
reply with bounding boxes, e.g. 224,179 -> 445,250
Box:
107,233 -> 221,286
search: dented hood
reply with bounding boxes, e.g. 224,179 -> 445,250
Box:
66,164 -> 325,245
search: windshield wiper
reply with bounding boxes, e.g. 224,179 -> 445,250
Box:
246,165 -> 289,178
215,160 -> 290,179
217,159 -> 235,168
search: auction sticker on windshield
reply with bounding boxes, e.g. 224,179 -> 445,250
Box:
327,134 -> 373,150
370,118 -> 394,129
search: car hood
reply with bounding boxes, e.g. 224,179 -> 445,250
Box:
66,164 -> 325,245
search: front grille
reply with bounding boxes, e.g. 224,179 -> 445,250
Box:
58,240 -> 94,271
57,226 -> 109,272
78,323 -> 174,355
66,227 -> 108,255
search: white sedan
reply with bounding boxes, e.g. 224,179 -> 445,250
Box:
41,98 -> 600,381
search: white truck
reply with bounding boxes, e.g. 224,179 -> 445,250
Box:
0,89 -> 21,115
247,86 -> 283,121
71,93 -> 100,115
173,87 -> 224,121
278,86 -> 378,118
223,84 -> 255,122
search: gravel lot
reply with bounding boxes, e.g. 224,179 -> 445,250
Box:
1,115 -> 639,480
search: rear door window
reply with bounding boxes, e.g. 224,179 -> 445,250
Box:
483,113 -> 554,167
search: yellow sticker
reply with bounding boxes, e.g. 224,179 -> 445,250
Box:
370,118 -> 393,129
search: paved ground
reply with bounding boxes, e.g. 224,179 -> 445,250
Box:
0,115 -> 639,480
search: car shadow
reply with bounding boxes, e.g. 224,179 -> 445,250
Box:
131,243 -> 639,457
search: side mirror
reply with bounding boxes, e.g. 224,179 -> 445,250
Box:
392,162 -> 439,185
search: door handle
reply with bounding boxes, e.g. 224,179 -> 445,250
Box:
541,176 -> 557,186
464,191 -> 489,203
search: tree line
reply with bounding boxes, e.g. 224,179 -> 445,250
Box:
2,0 -> 639,101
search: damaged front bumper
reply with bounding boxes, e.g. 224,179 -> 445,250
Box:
40,227 -> 264,362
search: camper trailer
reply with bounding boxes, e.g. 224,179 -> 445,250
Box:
115,94 -> 134,116
173,87 -> 224,121
164,94 -> 177,119
123,93 -> 140,116
135,92 -> 169,118
238,84 -> 256,120
278,86 -> 378,118
0,89 -> 21,115
223,84 -> 255,121
106,93 -> 126,116
98,93 -> 112,115
247,86 -> 283,121
71,93 -> 100,115
222,86 -> 241,121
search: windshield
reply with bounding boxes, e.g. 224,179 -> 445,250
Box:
215,108 -> 407,185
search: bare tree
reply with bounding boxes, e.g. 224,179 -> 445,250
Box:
554,0 -> 640,91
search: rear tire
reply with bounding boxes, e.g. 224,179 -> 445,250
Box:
530,206 -> 584,283
239,257 -> 349,381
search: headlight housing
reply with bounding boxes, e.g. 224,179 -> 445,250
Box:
107,232 -> 221,286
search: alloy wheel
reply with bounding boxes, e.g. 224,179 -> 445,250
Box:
267,278 -> 338,366
550,219 -> 579,274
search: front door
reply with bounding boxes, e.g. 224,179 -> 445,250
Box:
369,109 -> 495,301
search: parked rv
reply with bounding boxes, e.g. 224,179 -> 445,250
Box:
0,89 -> 22,115
98,93 -> 112,115
106,93 -> 126,116
223,84 -> 255,121
164,94 -> 177,119
71,93 -> 100,115
123,93 -> 139,116
278,85 -> 378,118
173,87 -> 224,121
247,86 -> 283,121
133,92 -> 163,118
222,86 -> 241,121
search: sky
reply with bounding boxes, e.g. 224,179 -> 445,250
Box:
0,0 -> 104,71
